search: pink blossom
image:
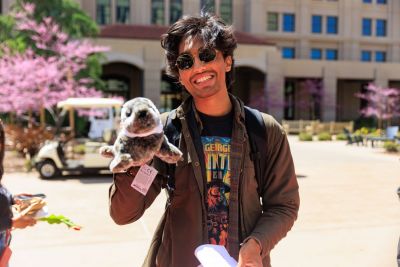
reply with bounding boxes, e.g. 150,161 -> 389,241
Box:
356,83 -> 400,123
0,2 -> 110,120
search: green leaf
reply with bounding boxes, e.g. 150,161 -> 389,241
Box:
38,214 -> 82,230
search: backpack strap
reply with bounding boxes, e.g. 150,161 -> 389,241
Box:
160,109 -> 181,204
244,106 -> 267,197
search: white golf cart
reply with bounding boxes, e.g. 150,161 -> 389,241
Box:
34,97 -> 123,179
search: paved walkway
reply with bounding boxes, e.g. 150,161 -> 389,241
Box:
3,136 -> 400,267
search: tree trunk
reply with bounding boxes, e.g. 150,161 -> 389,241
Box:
40,108 -> 45,128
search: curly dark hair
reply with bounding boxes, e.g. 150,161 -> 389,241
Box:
0,120 -> 4,180
161,13 -> 237,90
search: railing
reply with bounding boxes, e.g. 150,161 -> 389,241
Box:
282,120 -> 354,135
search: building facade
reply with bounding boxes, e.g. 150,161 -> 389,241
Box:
2,0 -> 400,122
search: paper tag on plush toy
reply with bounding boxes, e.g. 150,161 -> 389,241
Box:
131,164 -> 158,195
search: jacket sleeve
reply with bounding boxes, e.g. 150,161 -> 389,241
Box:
109,167 -> 163,225
247,115 -> 300,257
109,112 -> 172,225
0,193 -> 12,231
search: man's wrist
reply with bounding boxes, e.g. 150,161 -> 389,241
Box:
241,237 -> 262,255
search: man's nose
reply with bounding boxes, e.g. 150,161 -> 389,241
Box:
192,55 -> 207,70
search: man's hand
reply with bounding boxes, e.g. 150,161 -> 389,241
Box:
237,238 -> 262,267
12,215 -> 36,229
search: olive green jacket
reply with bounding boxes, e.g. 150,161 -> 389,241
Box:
109,95 -> 300,267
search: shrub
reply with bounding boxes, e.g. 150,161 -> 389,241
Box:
383,141 -> 399,153
318,132 -> 332,141
299,132 -> 313,141
354,127 -> 372,136
336,133 -> 347,141
4,124 -> 54,157
370,128 -> 382,137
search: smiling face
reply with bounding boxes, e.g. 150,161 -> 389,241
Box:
177,36 -> 232,101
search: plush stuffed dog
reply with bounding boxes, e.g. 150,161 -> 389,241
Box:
100,97 -> 182,173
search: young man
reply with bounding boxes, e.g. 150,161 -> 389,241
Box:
109,14 -> 299,267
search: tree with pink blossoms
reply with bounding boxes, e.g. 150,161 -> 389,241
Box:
298,79 -> 324,120
0,3 -> 109,130
356,83 -> 400,129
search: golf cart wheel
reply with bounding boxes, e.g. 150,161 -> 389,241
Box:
38,160 -> 60,179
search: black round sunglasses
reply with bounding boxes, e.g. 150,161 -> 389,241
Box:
175,47 -> 217,70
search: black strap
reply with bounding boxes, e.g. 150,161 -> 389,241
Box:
162,109 -> 181,203
244,106 -> 267,197
163,107 -> 267,199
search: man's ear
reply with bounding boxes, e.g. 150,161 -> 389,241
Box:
225,56 -> 232,72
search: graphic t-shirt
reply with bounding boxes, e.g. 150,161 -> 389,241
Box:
198,110 -> 233,247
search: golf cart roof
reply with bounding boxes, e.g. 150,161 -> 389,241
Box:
57,98 -> 124,109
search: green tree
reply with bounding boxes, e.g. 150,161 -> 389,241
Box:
14,0 -> 99,37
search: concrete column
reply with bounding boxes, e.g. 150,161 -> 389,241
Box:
243,0 -> 264,34
266,48 -> 284,122
373,68 -> 388,88
389,45 -> 400,63
80,1 -> 95,20
137,0 -> 151,24
110,0 -> 116,24
296,0 -> 309,59
183,0 -> 200,15
389,0 -> 400,62
341,1 -> 359,61
299,39 -> 309,60
232,0 -> 244,31
143,45 -> 163,107
322,67 -> 337,121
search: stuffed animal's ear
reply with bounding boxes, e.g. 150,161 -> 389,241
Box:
99,145 -> 115,158
155,135 -> 183,164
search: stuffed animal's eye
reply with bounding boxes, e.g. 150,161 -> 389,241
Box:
125,109 -> 132,117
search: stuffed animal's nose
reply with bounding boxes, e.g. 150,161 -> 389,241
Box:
137,110 -> 148,118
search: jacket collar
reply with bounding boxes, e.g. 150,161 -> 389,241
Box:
175,93 -> 246,128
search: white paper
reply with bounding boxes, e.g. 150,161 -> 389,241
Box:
131,164 -> 158,195
194,244 -> 238,267
33,206 -> 49,219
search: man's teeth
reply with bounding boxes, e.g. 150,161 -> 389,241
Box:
195,76 -> 212,83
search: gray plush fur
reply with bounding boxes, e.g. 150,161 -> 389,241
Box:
100,97 -> 182,173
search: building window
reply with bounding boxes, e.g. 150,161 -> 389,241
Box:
116,0 -> 130,24
282,47 -> 295,59
375,51 -> 386,62
152,0 -> 164,25
376,19 -> 387,37
326,49 -> 338,60
361,50 -> 372,61
96,0 -> 111,25
377,0 -> 387,4
283,13 -> 295,32
311,15 -> 322,34
201,0 -> 215,14
363,0 -> 372,3
220,0 -> 232,24
326,16 -> 338,34
170,0 -> 182,24
310,48 -> 322,60
267,12 -> 279,31
362,18 -> 372,36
